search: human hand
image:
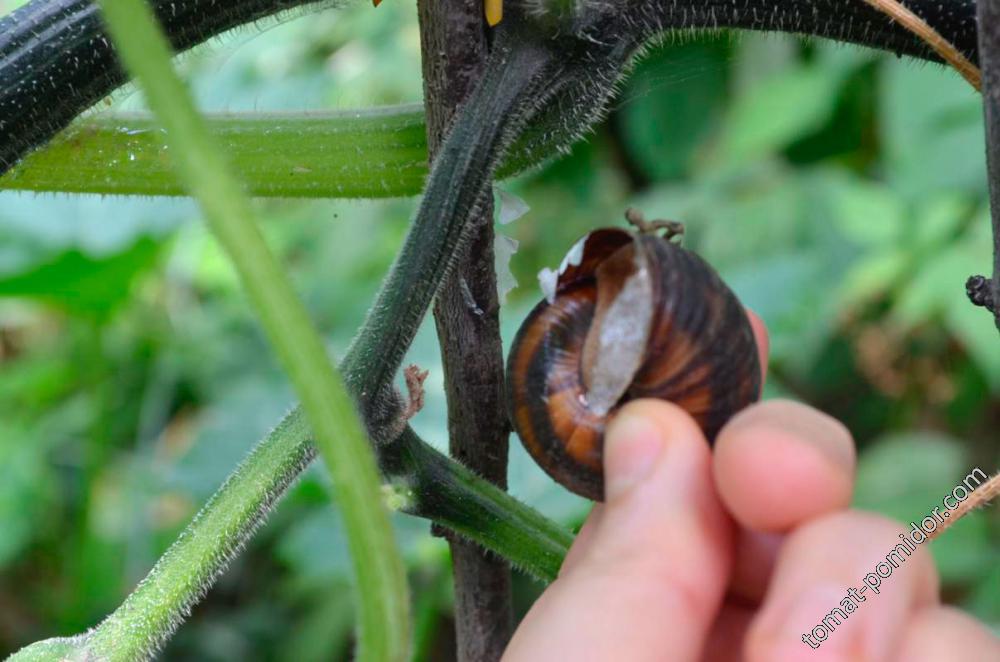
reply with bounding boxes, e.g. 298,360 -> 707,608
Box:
503,316 -> 1000,661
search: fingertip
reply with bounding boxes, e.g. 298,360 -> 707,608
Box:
714,400 -> 855,532
596,401 -> 731,570
745,511 -> 939,662
604,400 -> 709,503
531,399 -> 733,660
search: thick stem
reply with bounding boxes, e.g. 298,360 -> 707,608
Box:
2,108 -> 431,199
11,18 -> 573,660
380,429 -> 572,582
976,0 -> 1000,331
342,22 -> 561,421
0,0 -> 980,177
93,0 -> 410,659
0,108 -> 561,199
418,2 -> 513,660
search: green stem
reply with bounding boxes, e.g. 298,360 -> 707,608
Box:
0,108 -> 563,198
342,25 -> 560,416
94,1 -> 409,660
11,14 -> 578,662
383,429 -> 572,581
1,108 -> 429,199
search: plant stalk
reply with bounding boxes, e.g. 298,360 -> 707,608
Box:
0,107 -> 567,198
418,1 -> 513,660
976,0 -> 1000,331
93,0 -> 410,659
11,15 -> 576,661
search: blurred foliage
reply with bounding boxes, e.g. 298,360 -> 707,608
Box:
0,2 -> 997,659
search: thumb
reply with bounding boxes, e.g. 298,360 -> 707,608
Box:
505,400 -> 734,662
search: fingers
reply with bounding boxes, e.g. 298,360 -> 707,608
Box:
714,400 -> 856,533
714,399 -> 857,604
894,606 -> 1000,661
561,307 -> 769,576
745,511 -> 939,662
504,400 -> 733,662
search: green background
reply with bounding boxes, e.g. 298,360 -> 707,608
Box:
0,1 -> 996,658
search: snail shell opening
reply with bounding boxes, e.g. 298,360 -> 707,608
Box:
507,227 -> 761,501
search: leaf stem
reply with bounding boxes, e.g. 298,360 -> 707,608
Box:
93,0 -> 410,659
0,107 -> 569,199
11,15 -> 576,661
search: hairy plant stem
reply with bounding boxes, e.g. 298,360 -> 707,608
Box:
92,0 -> 410,659
341,20 -> 563,421
380,428 -> 572,581
861,0 -> 981,89
0,107 -> 565,198
418,1 -> 513,660
0,0 -> 979,179
11,15 -> 576,661
976,0 -> 1000,331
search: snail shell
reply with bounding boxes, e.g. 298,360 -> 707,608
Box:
506,227 -> 761,501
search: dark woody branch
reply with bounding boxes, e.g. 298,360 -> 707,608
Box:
418,1 -> 514,660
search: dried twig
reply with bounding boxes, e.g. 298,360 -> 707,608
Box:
861,0 -> 981,90
928,471 -> 1000,541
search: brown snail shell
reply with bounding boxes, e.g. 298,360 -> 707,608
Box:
506,226 -> 761,501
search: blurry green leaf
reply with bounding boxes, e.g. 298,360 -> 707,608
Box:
717,65 -> 844,163
853,432 -> 995,584
171,378 -> 294,501
0,424 -> 53,566
854,432 -> 967,516
276,507 -> 445,585
927,513 -> 997,585
892,244 -> 970,325
283,589 -> 355,662
616,39 -> 730,180
966,564 -> 1000,625
946,291 -> 1000,391
731,34 -> 798,89
840,250 -> 908,304
880,60 -> 984,200
0,236 -> 162,316
823,176 -> 904,246
913,195 -> 969,248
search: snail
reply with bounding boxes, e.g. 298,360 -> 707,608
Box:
506,210 -> 761,500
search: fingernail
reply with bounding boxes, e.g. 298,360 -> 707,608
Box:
604,412 -> 665,500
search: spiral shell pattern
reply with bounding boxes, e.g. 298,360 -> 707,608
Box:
507,227 -> 760,500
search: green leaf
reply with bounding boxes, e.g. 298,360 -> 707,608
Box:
822,175 -> 905,246
716,65 -> 844,163
839,249 -> 908,304
0,422 -> 55,566
912,194 -> 969,248
854,432 -> 967,517
893,244 -> 972,325
966,564 -> 1000,625
853,433 -> 995,585
880,60 -> 985,200
615,39 -> 730,181
0,236 -> 162,316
